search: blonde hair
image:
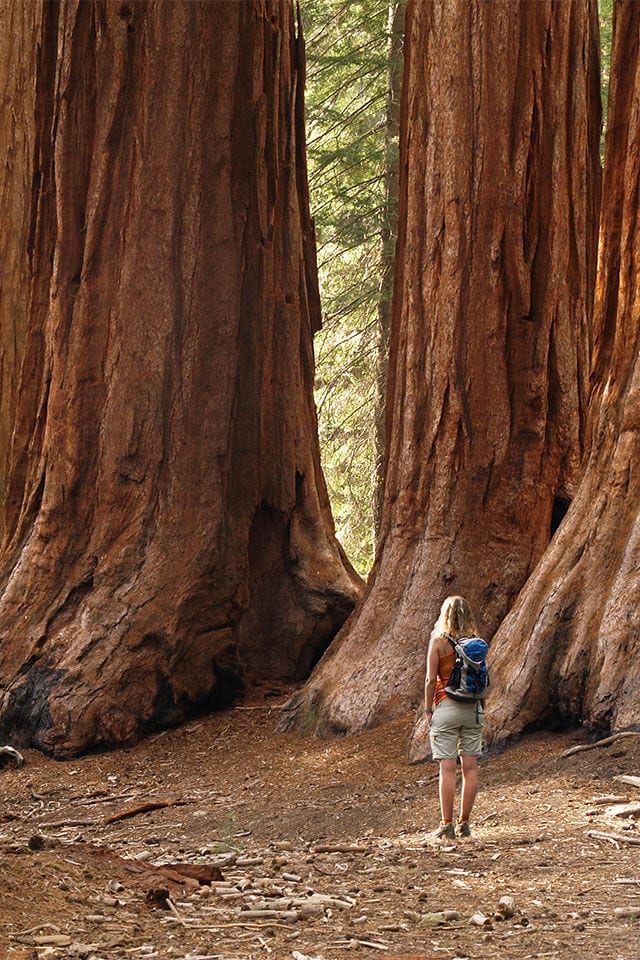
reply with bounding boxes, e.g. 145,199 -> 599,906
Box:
432,595 -> 477,640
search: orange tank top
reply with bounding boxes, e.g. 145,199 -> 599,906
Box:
433,646 -> 455,709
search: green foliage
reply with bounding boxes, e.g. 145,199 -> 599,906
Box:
302,0 -> 392,576
599,0 -> 613,157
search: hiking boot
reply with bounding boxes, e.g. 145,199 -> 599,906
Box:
434,821 -> 456,840
456,820 -> 471,838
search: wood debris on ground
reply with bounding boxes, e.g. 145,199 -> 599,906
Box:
0,710 -> 639,959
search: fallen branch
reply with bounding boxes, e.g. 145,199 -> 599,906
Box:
237,909 -> 298,921
606,803 -> 640,819
587,829 -> 640,847
561,732 -> 640,758
104,799 -> 187,824
10,935 -> 72,947
614,775 -> 640,789
591,795 -> 629,805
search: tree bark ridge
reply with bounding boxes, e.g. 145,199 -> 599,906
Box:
281,0 -> 601,736
487,0 -> 640,742
0,0 -> 362,757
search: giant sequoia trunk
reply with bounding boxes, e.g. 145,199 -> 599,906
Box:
0,0 -> 361,757
0,2 -> 39,530
281,0 -> 601,735
487,0 -> 640,742
374,0 -> 405,539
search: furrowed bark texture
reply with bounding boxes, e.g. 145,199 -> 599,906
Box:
281,0 -> 601,735
0,1 -> 40,530
0,0 -> 362,757
487,0 -> 640,742
374,0 -> 405,539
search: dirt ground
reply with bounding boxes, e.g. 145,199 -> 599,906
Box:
1,686 -> 639,960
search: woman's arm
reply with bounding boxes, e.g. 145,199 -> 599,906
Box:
424,636 -> 442,716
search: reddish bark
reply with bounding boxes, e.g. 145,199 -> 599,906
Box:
487,0 -> 640,742
0,0 -> 361,757
281,0 -> 601,736
374,0 -> 405,538
0,1 -> 40,528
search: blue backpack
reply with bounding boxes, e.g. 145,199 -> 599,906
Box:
444,636 -> 489,702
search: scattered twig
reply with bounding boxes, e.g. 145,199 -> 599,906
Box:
36,818 -> 99,829
587,829 -> 640,847
614,906 -> 640,918
415,772 -> 439,784
591,795 -> 629,805
311,844 -> 369,854
237,909 -> 298,921
606,803 -> 640,819
614,775 -> 640,789
331,939 -> 389,951
12,923 -> 61,937
10,935 -> 72,947
76,792 -> 138,806
163,918 -> 302,930
166,897 -> 186,926
577,884 -> 602,897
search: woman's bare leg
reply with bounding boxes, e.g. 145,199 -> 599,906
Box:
459,754 -> 478,820
438,758 -> 457,822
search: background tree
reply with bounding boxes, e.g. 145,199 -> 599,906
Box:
303,0 -> 404,575
282,0 -> 602,737
599,0 -> 613,155
487,0 -> 640,743
0,0 -> 361,758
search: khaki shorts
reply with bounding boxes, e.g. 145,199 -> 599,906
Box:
429,697 -> 484,760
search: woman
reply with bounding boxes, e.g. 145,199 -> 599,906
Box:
424,595 -> 485,840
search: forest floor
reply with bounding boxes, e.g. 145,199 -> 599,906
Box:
1,686 -> 639,960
